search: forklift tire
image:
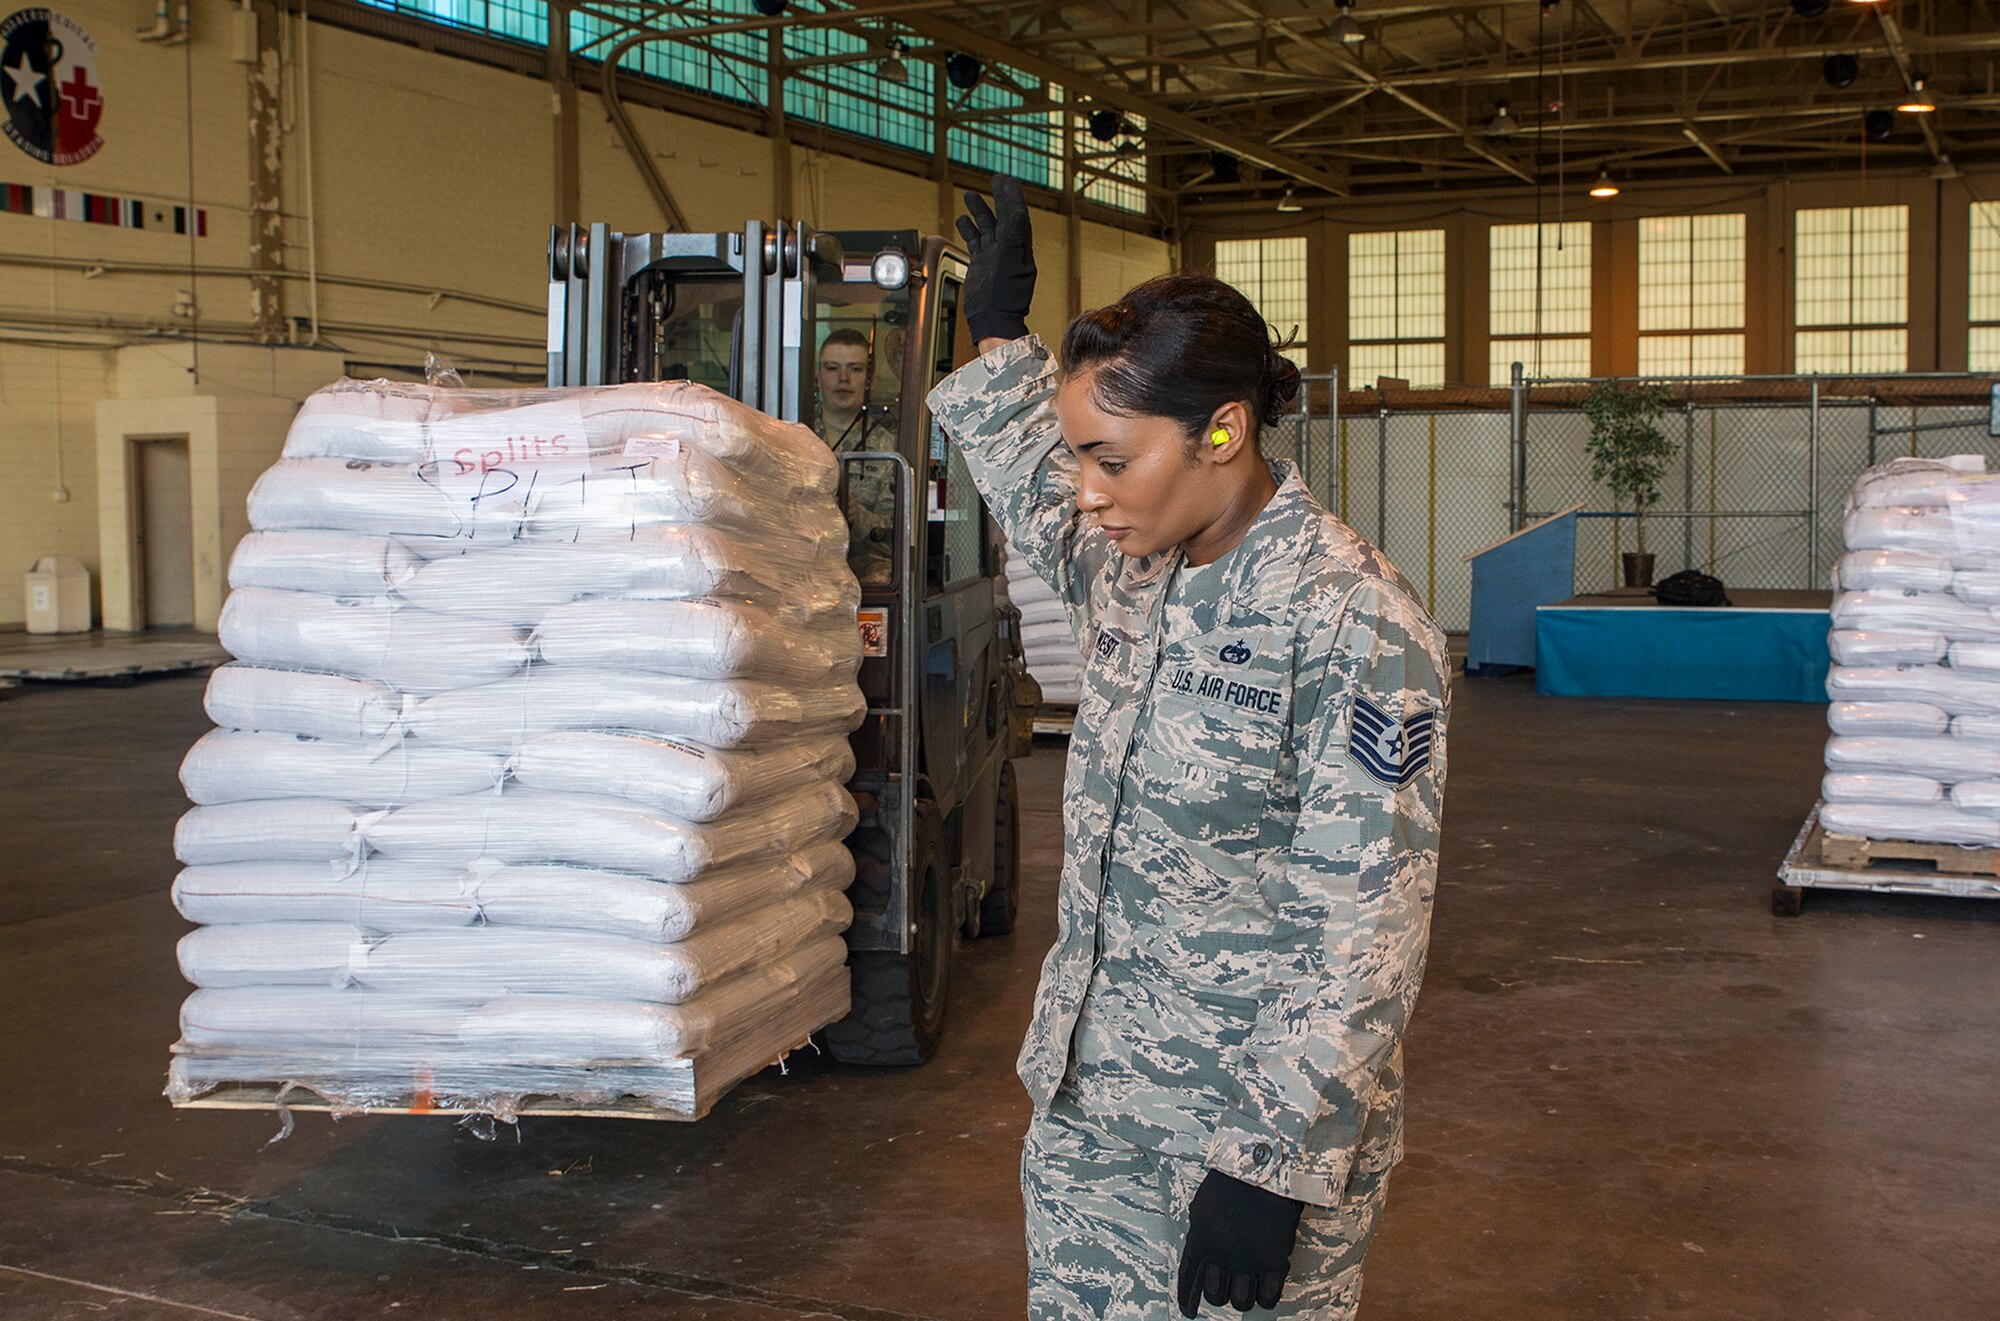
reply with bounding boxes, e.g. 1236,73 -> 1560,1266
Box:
978,759 -> 1022,937
823,808 -> 952,1066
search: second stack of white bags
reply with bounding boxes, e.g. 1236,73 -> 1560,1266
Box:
1002,541 -> 1082,707
1826,454 -> 2000,846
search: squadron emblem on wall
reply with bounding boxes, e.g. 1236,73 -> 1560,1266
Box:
2,8 -> 104,167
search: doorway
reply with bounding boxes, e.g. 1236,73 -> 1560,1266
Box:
135,438 -> 195,628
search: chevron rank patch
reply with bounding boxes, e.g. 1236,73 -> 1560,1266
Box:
1348,695 -> 1438,789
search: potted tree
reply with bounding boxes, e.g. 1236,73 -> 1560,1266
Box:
1583,379 -> 1677,589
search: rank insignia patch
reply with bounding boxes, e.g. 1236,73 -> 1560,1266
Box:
1348,696 -> 1437,789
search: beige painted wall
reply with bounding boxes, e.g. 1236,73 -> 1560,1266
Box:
0,0 -> 1170,627
1188,169 -> 1998,386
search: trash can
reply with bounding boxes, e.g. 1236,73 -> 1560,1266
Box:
24,556 -> 92,634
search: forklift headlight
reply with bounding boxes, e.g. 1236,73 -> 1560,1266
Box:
871,249 -> 911,291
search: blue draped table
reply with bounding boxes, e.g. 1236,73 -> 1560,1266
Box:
1535,590 -> 1831,702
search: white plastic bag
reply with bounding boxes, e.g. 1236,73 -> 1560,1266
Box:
533,599 -> 861,683
1831,590 -> 2000,642
360,783 -> 858,882
180,730 -> 504,807
229,530 -> 420,597
1827,700 -> 1948,738
1820,771 -> 1943,804
509,732 -> 854,822
175,800 -> 367,865
1820,801 -> 2000,846
405,669 -> 864,751
1824,735 -> 2000,782
1827,630 -> 1948,667
1834,550 -> 1955,593
205,665 -> 401,742
219,588 -> 528,692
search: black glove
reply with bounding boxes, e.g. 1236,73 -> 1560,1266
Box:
956,173 -> 1037,343
1176,1170 -> 1306,1316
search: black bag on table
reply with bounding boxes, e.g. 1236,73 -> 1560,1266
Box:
1653,569 -> 1731,607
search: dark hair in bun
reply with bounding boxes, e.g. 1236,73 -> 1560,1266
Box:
1060,273 -> 1300,454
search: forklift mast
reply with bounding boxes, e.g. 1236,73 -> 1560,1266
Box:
545,220 -> 1028,1065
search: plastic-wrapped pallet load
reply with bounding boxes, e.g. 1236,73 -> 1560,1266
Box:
1000,537 -> 1083,707
1822,455 -> 2000,847
166,376 -> 867,1122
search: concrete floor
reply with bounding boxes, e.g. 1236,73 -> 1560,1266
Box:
1,672 -> 1996,1319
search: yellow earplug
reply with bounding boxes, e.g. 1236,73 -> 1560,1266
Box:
1211,428 -> 1230,447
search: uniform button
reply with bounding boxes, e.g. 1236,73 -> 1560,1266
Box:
1251,1142 -> 1272,1164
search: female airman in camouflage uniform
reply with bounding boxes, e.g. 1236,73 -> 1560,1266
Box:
928,177 -> 1450,1320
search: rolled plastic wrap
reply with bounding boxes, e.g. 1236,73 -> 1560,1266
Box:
1821,771 -> 1944,804
169,376 -> 867,1118
1826,701 -> 1948,738
204,665 -> 401,742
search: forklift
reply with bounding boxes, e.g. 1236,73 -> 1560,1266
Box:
546,221 -> 1037,1066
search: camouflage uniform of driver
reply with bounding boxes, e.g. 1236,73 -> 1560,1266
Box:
928,337 -> 1450,1320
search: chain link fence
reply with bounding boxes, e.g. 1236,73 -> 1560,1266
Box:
1266,370 -> 2000,634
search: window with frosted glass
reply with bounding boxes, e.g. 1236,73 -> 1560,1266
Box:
1346,229 -> 1444,388
1488,222 -> 1591,383
1638,213 -> 1745,376
1793,205 -> 1907,373
1970,203 -> 2000,372
1216,238 -> 1309,368
947,72 -> 1061,188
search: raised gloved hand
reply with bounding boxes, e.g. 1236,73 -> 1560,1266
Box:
956,173 -> 1037,344
1175,1169 -> 1306,1316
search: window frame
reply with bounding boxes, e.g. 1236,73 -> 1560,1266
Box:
1346,228 -> 1446,389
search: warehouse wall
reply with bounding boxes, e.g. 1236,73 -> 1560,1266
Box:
1185,168 -> 1996,385
0,1 -> 1171,627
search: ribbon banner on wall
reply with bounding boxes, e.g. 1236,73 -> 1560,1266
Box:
2,7 -> 104,167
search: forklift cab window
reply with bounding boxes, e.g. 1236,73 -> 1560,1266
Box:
816,283 -> 911,587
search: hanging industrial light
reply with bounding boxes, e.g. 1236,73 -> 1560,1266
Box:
1277,185 -> 1303,214
879,36 -> 908,85
1864,108 -> 1896,140
1331,0 -> 1366,44
1588,167 -> 1620,198
1822,54 -> 1859,89
1897,77 -> 1937,114
751,0 -> 786,15
1486,99 -> 1519,139
945,53 -> 983,91
1088,109 -> 1121,142
1209,151 -> 1240,183
1789,0 -> 1830,15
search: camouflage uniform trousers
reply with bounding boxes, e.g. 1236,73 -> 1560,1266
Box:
1023,1090 -> 1391,1321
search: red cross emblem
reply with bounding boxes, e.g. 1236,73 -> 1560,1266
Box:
59,67 -> 100,121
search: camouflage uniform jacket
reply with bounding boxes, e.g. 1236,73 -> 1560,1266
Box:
928,337 -> 1450,1209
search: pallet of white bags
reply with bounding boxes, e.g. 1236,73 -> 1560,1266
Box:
1773,802 -> 2000,915
1033,703 -> 1076,737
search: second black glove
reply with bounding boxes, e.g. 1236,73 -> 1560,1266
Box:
956,173 -> 1037,343
1175,1169 -> 1306,1316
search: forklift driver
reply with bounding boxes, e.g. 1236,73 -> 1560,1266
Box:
815,327 -> 896,585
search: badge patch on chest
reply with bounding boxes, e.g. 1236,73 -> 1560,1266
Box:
1349,696 -> 1438,789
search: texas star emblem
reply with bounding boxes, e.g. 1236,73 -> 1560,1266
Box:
1348,695 -> 1437,789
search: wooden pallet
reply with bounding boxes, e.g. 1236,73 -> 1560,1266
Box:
1773,802 -> 2000,915
1820,830 -> 2000,877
